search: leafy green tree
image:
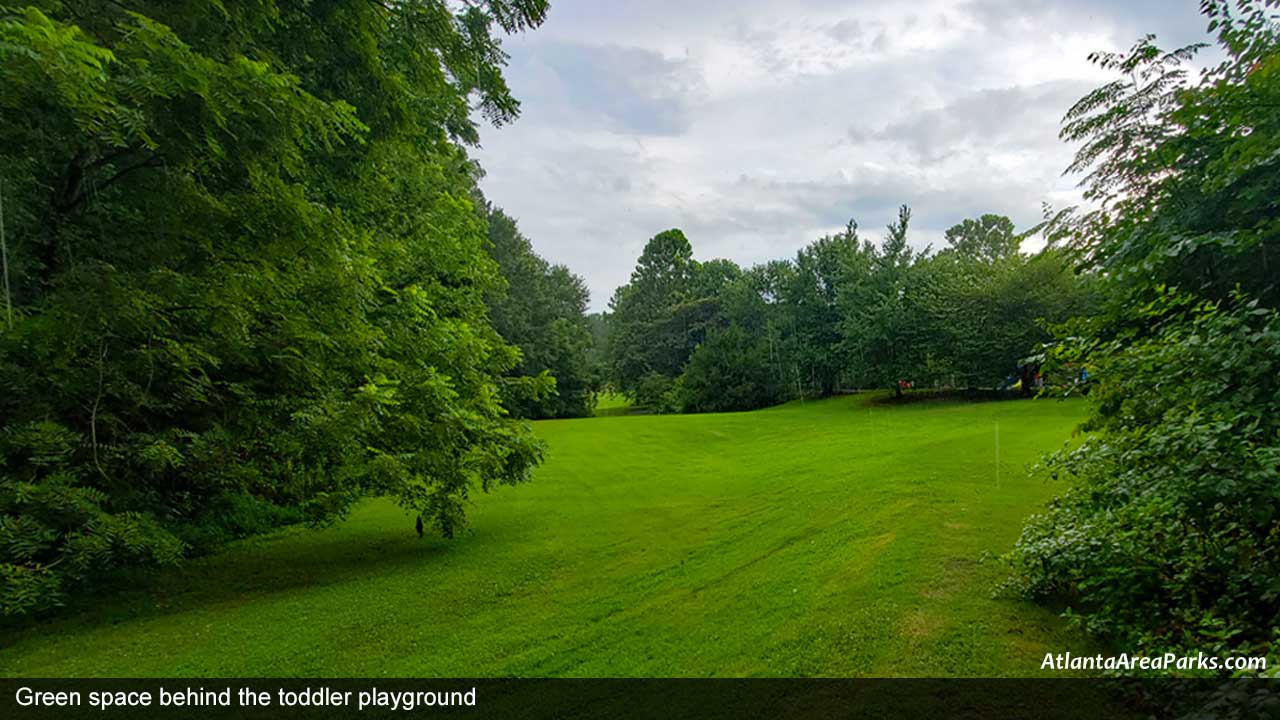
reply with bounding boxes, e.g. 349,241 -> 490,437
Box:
941,214 -> 1020,263
914,217 -> 1097,389
0,0 -> 549,615
1006,0 -> 1280,660
632,371 -> 681,413
783,222 -> 867,397
584,311 -> 611,394
607,205 -> 1092,414
841,205 -> 924,394
482,202 -> 595,419
679,323 -> 783,413
691,258 -> 743,298
586,312 -> 610,362
608,229 -> 792,412
607,229 -> 703,399
677,274 -> 784,413
1006,293 -> 1280,658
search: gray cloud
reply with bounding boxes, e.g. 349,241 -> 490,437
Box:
849,80 -> 1096,163
474,0 -> 1215,310
508,42 -> 705,136
964,0 -> 1211,46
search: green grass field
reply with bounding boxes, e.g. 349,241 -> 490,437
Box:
1,395 -> 1101,677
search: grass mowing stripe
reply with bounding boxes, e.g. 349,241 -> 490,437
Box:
1,394 -> 1100,677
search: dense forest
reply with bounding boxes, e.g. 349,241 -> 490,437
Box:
1,0 -> 1277,682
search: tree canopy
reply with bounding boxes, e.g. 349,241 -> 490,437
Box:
481,201 -> 596,419
0,0 -> 550,615
942,214 -> 1020,263
1005,0 -> 1280,661
602,207 -> 1091,413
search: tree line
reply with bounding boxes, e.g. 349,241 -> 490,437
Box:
603,209 -> 1096,413
481,201 -> 597,420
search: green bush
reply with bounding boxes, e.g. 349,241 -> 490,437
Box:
679,323 -> 785,413
633,372 -> 682,413
1004,294 -> 1280,660
174,494 -> 309,555
1003,1 -> 1280,672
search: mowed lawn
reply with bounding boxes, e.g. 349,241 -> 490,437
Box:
1,395 -> 1100,677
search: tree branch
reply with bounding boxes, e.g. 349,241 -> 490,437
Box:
57,153 -> 164,213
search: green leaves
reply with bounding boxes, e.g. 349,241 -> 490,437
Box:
608,229 -> 707,400
0,1 -> 550,615
481,202 -> 596,419
1006,296 -> 1280,660
604,208 -> 1089,412
0,562 -> 61,617
680,322 -> 783,413
0,8 -> 116,125
1006,0 -> 1280,667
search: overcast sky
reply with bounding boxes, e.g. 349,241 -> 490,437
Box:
472,0 -> 1212,311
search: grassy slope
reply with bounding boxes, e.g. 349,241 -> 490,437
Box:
1,395 -> 1099,677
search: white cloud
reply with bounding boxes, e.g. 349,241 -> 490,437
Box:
474,0 -> 1214,310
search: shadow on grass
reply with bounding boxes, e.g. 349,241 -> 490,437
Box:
868,389 -> 1031,406
1,509 -> 481,643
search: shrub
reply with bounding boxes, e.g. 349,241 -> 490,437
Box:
679,323 -> 785,413
1003,294 -> 1280,660
633,372 -> 680,413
